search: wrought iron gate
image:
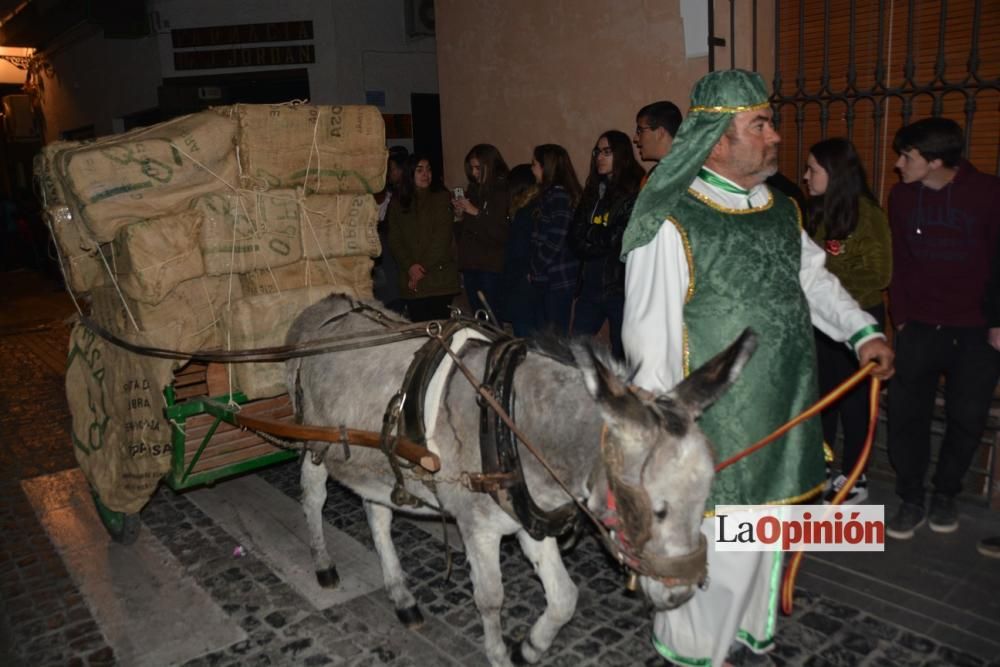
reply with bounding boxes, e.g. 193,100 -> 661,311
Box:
768,0 -> 1000,201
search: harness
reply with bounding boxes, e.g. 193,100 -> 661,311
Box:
471,337 -> 579,541
382,321 -> 579,542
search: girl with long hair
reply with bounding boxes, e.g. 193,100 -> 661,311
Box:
387,154 -> 460,321
803,137 -> 892,503
528,144 -> 583,334
452,144 -> 510,319
502,163 -> 541,336
569,130 -> 645,357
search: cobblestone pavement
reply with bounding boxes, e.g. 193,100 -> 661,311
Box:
1,318 -> 998,666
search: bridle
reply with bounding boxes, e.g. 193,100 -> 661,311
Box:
593,422 -> 709,591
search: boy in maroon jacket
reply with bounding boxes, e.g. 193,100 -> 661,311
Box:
886,117 -> 1000,539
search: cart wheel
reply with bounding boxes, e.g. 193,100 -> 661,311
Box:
91,492 -> 141,545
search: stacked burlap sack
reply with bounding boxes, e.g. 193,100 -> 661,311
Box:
38,104 -> 386,513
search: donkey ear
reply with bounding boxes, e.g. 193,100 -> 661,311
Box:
576,344 -> 628,401
669,328 -> 757,418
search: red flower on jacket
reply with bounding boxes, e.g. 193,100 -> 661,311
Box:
825,239 -> 844,256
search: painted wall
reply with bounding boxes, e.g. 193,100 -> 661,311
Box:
32,0 -> 438,146
34,24 -> 161,141
436,0 -> 774,187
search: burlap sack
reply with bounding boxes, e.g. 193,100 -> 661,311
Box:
196,188 -> 304,275
34,141 -> 75,208
300,194 -> 380,259
221,286 -> 337,399
66,323 -> 176,513
225,104 -> 387,194
47,205 -> 108,294
53,110 -> 238,241
90,275 -> 242,352
239,256 -> 374,298
110,211 -> 206,305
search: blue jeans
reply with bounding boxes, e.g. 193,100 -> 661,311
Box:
572,294 -> 625,358
462,270 -> 503,321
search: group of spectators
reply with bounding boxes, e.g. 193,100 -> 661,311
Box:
372,102 -> 683,359
368,68 -> 1000,666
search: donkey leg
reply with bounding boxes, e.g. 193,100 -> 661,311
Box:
512,531 -> 578,664
300,457 -> 339,588
463,527 -> 512,667
363,500 -> 423,628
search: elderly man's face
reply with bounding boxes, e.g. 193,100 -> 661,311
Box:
717,109 -> 781,186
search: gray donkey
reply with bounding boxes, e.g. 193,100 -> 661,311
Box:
285,295 -> 755,667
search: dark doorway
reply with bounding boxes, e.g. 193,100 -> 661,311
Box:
156,69 -> 311,123
411,93 -> 444,187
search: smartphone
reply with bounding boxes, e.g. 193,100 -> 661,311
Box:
453,187 -> 464,199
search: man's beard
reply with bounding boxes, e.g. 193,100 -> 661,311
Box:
740,147 -> 779,183
758,151 -> 779,179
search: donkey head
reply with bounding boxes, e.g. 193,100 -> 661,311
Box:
577,329 -> 757,611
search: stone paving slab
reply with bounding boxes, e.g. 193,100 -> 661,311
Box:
187,475 -> 384,610
23,469 -> 246,666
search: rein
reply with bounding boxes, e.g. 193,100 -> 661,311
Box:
780,365 -> 881,615
79,302 -> 429,363
715,361 -> 879,473
704,360 -> 880,614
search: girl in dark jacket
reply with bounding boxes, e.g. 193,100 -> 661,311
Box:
529,144 -> 583,335
387,154 -> 460,321
569,130 -> 644,357
502,164 -> 541,337
452,144 -> 510,319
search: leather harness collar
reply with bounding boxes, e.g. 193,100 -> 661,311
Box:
472,337 -> 580,541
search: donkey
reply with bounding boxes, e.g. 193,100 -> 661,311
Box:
285,295 -> 755,667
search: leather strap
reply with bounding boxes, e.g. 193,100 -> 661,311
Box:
399,318 -> 502,444
479,338 -> 580,541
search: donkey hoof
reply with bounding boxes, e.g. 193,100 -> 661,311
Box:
315,567 -> 340,589
396,605 -> 424,629
511,639 -> 539,665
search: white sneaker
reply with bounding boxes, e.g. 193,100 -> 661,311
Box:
823,473 -> 868,505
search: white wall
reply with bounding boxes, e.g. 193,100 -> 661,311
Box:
34,0 -> 438,144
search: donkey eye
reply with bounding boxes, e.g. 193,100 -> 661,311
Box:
654,506 -> 669,521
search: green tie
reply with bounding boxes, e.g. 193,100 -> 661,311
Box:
698,168 -> 752,207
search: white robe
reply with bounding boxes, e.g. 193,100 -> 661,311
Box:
622,170 -> 882,666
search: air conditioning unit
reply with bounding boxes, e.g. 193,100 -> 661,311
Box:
405,0 -> 435,38
2,94 -> 38,141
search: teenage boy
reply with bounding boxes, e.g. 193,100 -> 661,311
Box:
886,117 -> 1000,539
633,101 -> 683,166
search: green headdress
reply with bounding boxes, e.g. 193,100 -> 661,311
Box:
620,69 -> 770,258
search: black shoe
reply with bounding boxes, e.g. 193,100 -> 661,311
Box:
822,473 -> 868,505
886,502 -> 926,540
928,494 -> 959,533
977,536 -> 1000,558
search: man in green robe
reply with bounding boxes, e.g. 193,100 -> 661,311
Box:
621,70 -> 895,666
